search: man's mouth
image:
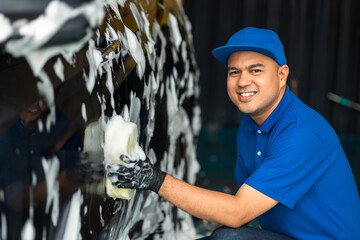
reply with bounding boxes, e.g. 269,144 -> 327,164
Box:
239,92 -> 255,97
238,91 -> 256,97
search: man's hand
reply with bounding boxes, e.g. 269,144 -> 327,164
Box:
106,156 -> 167,194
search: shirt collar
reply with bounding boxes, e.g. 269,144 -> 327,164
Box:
244,85 -> 294,133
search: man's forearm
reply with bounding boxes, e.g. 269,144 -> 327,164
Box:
158,174 -> 251,228
108,157 -> 278,226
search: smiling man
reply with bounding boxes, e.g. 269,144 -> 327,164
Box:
109,27 -> 360,239
226,51 -> 288,126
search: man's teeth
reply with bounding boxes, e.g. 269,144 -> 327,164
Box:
240,92 -> 255,97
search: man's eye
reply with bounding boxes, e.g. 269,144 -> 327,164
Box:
251,69 -> 261,73
229,70 -> 239,76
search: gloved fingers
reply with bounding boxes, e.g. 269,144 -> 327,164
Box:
106,164 -> 130,173
107,172 -> 130,182
114,181 -> 134,189
106,164 -> 136,176
120,154 -> 137,164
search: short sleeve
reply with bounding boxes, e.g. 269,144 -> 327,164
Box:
245,128 -> 332,208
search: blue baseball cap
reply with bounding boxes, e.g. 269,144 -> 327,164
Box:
212,27 -> 287,67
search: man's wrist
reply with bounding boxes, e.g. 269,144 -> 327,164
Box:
151,170 -> 167,194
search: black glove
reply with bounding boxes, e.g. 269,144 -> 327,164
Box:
106,155 -> 167,194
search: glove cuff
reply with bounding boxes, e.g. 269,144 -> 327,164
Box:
151,169 -> 167,194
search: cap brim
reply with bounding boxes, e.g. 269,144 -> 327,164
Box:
212,45 -> 277,67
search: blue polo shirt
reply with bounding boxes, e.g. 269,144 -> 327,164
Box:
235,86 -> 360,239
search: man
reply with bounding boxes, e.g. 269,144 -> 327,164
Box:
108,27 -> 360,239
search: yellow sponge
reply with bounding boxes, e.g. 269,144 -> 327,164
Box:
105,178 -> 134,200
104,115 -> 145,200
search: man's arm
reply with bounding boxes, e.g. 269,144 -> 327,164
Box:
159,174 -> 278,228
108,157 -> 278,227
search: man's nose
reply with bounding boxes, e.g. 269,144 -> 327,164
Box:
237,72 -> 251,87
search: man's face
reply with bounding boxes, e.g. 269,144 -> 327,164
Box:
227,51 -> 288,125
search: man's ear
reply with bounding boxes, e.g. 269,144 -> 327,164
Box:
279,65 -> 289,87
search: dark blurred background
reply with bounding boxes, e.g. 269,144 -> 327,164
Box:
184,0 -> 360,135
184,0 -> 360,203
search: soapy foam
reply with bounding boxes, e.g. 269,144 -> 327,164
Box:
54,58 -> 65,82
5,0 -> 104,76
1,0 -> 201,238
0,14 -> 13,43
104,115 -> 145,162
84,39 -> 103,94
42,156 -> 60,226
102,114 -> 145,200
83,121 -> 103,154
37,70 -> 56,132
104,64 -> 115,112
124,26 -> 146,79
62,190 -> 83,240
21,219 -> 35,240
168,13 -> 182,50
1,210 -> 6,240
95,0 -> 200,238
81,103 -> 87,123
21,173 -> 36,240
